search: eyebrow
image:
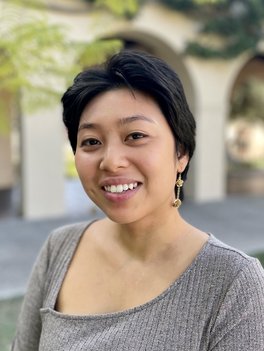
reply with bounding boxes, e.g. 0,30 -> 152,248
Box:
78,122 -> 97,131
78,115 -> 155,131
119,115 -> 155,125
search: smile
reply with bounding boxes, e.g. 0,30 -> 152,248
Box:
103,182 -> 138,193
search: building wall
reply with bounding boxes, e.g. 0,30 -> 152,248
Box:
1,1 -> 262,218
20,106 -> 65,219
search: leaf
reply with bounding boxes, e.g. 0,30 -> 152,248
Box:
88,0 -> 140,18
0,0 -> 131,127
77,39 -> 123,68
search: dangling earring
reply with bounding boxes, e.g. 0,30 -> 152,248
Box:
173,173 -> 184,208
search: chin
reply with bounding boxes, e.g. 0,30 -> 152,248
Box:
105,213 -> 136,225
99,208 -> 140,225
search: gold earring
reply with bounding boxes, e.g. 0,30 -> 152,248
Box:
173,173 -> 184,208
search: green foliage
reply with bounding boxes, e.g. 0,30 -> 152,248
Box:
159,0 -> 264,59
0,0 -> 124,126
0,97 -> 12,133
161,0 -> 195,11
161,0 -> 228,10
84,0 -> 141,18
0,2 -> 74,116
253,251 -> 264,267
77,39 -> 123,69
0,296 -> 23,351
230,78 -> 264,122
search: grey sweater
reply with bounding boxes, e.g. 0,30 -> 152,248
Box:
12,222 -> 264,351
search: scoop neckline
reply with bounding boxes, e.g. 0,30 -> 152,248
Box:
47,222 -> 214,321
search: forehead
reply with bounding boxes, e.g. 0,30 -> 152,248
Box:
79,88 -> 165,125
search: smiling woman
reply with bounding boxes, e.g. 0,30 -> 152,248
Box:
74,88 -> 185,224
12,50 -> 264,351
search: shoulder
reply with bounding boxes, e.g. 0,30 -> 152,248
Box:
205,234 -> 262,272
202,234 -> 264,293
206,237 -> 264,348
48,221 -> 91,246
45,221 -> 96,265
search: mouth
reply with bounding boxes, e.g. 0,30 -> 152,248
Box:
102,182 -> 140,194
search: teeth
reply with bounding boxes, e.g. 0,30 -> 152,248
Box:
110,185 -> 116,193
104,182 -> 138,193
116,185 -> 123,193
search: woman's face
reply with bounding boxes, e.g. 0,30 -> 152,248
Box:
75,88 -> 188,225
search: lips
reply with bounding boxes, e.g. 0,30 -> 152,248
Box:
100,178 -> 142,197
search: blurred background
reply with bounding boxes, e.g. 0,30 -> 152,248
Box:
0,0 -> 264,219
0,0 -> 263,349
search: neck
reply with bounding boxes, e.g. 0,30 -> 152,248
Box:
109,209 -> 189,262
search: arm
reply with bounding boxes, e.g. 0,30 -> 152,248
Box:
209,259 -> 264,351
11,235 -> 51,351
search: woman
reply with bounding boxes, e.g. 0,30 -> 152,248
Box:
13,50 -> 264,350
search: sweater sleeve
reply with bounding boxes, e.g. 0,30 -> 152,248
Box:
11,234 -> 51,351
209,258 -> 264,351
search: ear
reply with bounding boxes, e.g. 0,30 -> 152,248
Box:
176,153 -> 189,173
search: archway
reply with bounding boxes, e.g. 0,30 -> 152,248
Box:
226,55 -> 264,195
110,29 -> 196,113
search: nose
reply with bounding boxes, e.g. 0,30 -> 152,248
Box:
99,143 -> 129,172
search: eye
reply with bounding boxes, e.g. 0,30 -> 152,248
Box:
80,138 -> 101,147
126,132 -> 147,141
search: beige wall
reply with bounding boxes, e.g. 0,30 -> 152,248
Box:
2,1 -> 262,218
20,106 -> 65,218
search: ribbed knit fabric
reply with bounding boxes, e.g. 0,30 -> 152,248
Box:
12,222 -> 264,351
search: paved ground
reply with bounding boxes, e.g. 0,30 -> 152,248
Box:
0,194 -> 264,300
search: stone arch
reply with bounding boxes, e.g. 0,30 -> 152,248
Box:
107,29 -> 196,114
229,54 -> 264,93
226,53 -> 264,195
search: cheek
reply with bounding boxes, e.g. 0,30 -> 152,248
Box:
74,153 -> 94,182
146,141 -> 177,169
74,153 -> 83,177
139,148 -> 177,181
75,155 -> 99,200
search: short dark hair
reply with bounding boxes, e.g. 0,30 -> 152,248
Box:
62,50 -> 196,195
